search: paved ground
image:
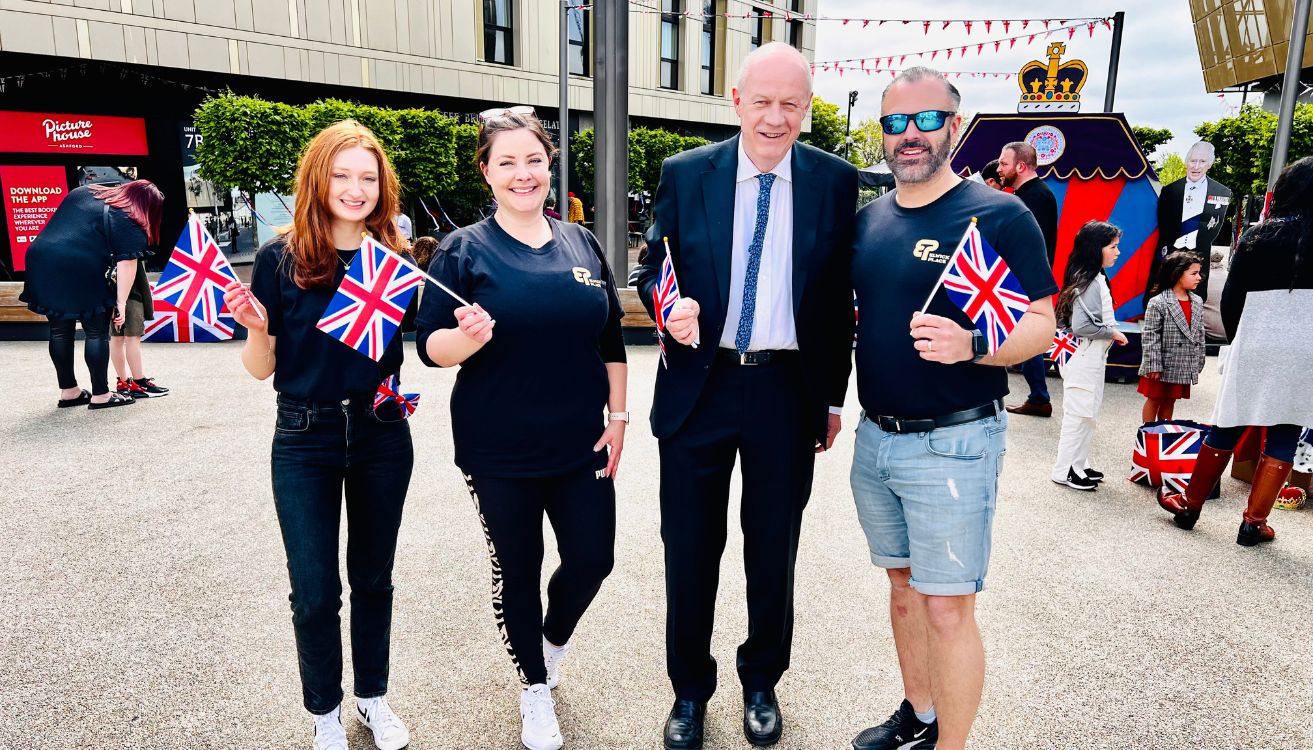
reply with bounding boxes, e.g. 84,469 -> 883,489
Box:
3,341 -> 1311,750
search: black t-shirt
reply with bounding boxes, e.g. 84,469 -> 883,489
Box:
1013,177 -> 1059,264
415,217 -> 626,478
853,180 -> 1058,419
250,236 -> 416,401
20,186 -> 149,320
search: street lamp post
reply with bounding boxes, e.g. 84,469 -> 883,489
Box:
844,90 -> 858,161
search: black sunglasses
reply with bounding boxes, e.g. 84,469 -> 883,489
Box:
879,110 -> 956,135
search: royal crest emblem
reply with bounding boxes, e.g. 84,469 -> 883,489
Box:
1017,42 -> 1087,113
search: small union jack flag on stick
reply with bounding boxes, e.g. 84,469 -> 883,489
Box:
653,236 -> 696,368
1046,328 -> 1082,367
147,214 -> 247,340
373,374 -> 420,418
921,217 -> 1032,355
317,234 -> 469,361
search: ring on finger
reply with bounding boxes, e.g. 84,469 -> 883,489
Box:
928,340 -> 934,352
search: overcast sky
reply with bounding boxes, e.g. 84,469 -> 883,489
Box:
810,1 -> 1249,161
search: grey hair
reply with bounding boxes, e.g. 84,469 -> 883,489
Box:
1187,141 -> 1216,163
736,41 -> 813,93
881,66 -> 961,110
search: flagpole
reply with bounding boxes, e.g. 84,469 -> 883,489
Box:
917,217 -> 977,315
369,233 -> 473,308
663,236 -> 698,348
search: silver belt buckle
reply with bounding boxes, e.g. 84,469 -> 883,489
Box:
739,352 -> 756,366
893,418 -> 902,432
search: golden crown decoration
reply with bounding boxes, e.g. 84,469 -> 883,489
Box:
1017,42 -> 1088,112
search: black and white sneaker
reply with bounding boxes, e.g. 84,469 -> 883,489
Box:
852,699 -> 937,750
1054,467 -> 1098,491
1083,468 -> 1105,483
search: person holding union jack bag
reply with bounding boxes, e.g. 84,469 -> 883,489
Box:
1049,221 -> 1129,491
222,120 -> 415,750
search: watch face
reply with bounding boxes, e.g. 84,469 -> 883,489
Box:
973,331 -> 988,356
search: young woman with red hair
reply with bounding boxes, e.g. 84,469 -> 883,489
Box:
21,179 -> 164,409
222,120 -> 414,750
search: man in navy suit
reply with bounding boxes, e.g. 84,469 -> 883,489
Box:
633,42 -> 858,749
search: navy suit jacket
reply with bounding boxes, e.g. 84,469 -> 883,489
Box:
633,135 -> 859,442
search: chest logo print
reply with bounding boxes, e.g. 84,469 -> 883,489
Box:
572,267 -> 605,288
912,239 -> 950,264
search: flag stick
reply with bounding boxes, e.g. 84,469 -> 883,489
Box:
190,209 -> 266,322
917,217 -> 977,315
663,236 -> 698,348
368,233 -> 472,308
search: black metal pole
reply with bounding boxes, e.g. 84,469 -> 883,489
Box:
558,1 -> 569,211
1103,11 -> 1125,112
844,90 -> 857,160
1266,0 -> 1311,200
594,0 -> 628,277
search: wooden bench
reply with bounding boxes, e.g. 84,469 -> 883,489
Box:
617,287 -> 654,328
0,282 -> 43,323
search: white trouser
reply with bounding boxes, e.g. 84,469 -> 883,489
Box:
1051,339 -> 1111,481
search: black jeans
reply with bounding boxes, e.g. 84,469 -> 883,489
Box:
48,314 -> 111,395
464,456 -> 616,686
270,394 -> 414,714
1205,424 -> 1302,463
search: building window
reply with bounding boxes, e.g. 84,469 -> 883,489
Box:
701,0 -> 717,94
660,0 -> 680,90
750,8 -> 769,50
483,0 -> 514,65
787,0 -> 804,49
568,5 -> 590,75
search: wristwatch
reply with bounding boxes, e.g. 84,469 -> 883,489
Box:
608,411 -> 630,423
970,330 -> 988,363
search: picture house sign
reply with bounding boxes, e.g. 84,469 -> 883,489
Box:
0,111 -> 149,155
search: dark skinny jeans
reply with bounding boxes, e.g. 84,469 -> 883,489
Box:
270,394 -> 413,714
48,314 -> 111,395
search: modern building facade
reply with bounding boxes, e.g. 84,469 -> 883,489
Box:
0,0 -> 817,277
1191,0 -> 1312,106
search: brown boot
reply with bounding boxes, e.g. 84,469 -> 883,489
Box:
1158,444 -> 1233,530
1237,454 -> 1294,546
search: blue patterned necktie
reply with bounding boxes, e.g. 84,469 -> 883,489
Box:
735,172 -> 776,354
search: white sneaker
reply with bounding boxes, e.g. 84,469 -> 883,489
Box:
356,695 -> 411,750
543,638 -> 570,689
312,705 -> 347,750
519,684 -> 564,750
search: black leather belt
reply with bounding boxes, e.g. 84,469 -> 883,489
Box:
715,348 -> 801,366
866,399 -> 1004,434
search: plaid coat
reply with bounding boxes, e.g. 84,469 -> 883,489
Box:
1139,290 -> 1206,384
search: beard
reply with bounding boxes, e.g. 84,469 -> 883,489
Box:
888,130 -> 954,184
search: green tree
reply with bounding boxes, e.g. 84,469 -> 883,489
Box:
801,96 -> 845,154
1131,125 -> 1174,157
848,117 -> 884,168
1194,104 -> 1313,194
569,127 -> 709,196
442,123 -> 488,227
1157,152 -> 1186,184
193,94 -> 310,196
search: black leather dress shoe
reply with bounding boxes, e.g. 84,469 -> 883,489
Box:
664,699 -> 706,749
743,690 -> 782,746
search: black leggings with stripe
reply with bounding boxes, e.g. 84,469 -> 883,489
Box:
464,461 -> 616,686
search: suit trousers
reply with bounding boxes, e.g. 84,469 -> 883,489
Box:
659,356 -> 817,701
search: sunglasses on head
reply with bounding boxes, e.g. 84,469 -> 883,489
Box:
479,105 -> 537,122
879,110 -> 956,135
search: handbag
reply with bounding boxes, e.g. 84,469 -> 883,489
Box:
1130,419 -> 1221,499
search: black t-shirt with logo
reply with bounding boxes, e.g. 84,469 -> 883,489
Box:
415,216 -> 626,478
853,180 -> 1057,419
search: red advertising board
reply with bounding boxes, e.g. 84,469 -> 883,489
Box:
1,166 -> 69,271
0,111 -> 148,155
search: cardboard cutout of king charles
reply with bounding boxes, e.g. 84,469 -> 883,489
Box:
1147,141 -> 1232,305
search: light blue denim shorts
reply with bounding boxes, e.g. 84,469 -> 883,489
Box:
850,411 -> 1008,596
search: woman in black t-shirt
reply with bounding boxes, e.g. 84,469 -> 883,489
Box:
415,110 -> 627,750
221,120 -> 413,750
21,180 -> 163,409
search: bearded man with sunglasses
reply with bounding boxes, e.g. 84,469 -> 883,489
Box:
847,68 -> 1056,750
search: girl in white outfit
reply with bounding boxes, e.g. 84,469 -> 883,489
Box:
1051,221 -> 1128,490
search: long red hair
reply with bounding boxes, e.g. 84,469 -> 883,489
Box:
284,120 -> 406,289
89,180 -> 164,244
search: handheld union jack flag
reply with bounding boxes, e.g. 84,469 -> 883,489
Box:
316,236 -> 424,361
652,243 -> 683,369
143,288 -> 236,343
1046,328 -> 1082,367
147,214 -> 240,340
373,374 -> 420,418
927,219 -> 1032,355
1130,421 -> 1215,495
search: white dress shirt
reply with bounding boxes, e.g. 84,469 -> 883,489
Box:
1175,176 -> 1207,249
719,139 -> 797,351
